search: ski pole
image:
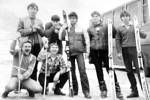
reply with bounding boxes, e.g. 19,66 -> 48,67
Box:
43,48 -> 48,98
16,38 -> 23,99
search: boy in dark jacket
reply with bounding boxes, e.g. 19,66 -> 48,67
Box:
44,15 -> 62,54
59,12 -> 91,99
87,11 -> 123,98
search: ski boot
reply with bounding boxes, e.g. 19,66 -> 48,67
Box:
100,81 -> 107,98
127,87 -> 139,98
115,82 -> 123,99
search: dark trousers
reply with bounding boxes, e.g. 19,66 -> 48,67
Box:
30,44 -> 41,81
38,72 -> 68,91
89,49 -> 118,85
70,53 -> 90,95
122,47 -> 141,91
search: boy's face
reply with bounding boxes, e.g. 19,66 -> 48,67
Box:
28,6 -> 38,19
69,16 -> 78,25
121,16 -> 130,25
92,14 -> 101,25
22,43 -> 32,55
52,21 -> 60,28
52,21 -> 59,25
49,45 -> 59,54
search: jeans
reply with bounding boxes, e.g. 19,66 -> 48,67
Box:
122,47 -> 141,91
30,43 -> 41,81
89,49 -> 118,85
70,53 -> 90,95
38,72 -> 68,91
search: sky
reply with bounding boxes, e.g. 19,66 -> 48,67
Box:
0,0 -> 132,40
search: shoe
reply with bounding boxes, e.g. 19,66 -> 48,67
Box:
14,89 -> 21,94
99,81 -> 107,98
46,87 -> 49,95
84,92 -> 91,99
54,88 -> 65,95
2,91 -> 8,98
127,91 -> 139,98
116,91 -> 123,99
73,91 -> 78,96
74,92 -> 78,96
101,90 -> 107,98
115,82 -> 123,99
28,90 -> 35,98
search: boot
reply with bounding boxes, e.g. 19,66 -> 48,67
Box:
54,87 -> 65,95
99,81 -> 107,98
84,92 -> 92,99
1,91 -> 9,98
127,88 -> 139,98
28,90 -> 35,98
115,82 -> 123,99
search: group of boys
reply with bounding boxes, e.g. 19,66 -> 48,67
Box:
2,2 -> 147,99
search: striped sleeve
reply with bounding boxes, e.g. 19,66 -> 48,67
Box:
22,55 -> 36,79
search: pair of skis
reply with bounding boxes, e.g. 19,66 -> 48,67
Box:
43,48 -> 48,98
133,16 -> 150,100
62,10 -> 74,97
108,19 -> 117,100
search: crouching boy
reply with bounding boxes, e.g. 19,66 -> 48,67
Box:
2,38 -> 42,98
38,43 -> 68,95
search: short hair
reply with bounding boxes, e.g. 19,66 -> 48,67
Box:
27,3 -> 38,11
51,15 -> 60,21
120,10 -> 131,19
21,39 -> 32,48
91,11 -> 100,17
48,43 -> 59,52
49,43 -> 58,47
68,12 -> 78,19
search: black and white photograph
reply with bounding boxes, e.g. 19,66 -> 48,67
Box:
0,0 -> 150,100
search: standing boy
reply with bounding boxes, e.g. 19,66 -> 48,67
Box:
59,12 -> 91,98
87,11 -> 123,98
44,15 -> 63,54
116,11 -> 147,98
